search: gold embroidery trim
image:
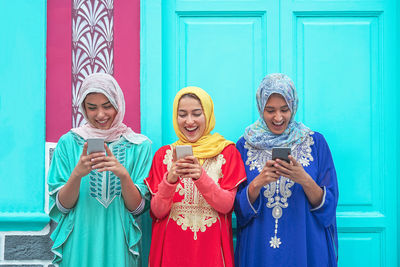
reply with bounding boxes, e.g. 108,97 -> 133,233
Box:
164,148 -> 226,240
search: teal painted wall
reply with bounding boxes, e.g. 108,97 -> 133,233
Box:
141,0 -> 398,266
0,1 -> 48,230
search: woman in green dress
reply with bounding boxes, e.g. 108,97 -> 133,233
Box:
48,73 -> 152,266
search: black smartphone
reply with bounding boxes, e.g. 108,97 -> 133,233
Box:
87,138 -> 105,154
272,147 -> 291,163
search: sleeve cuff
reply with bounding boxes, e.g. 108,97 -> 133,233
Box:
130,197 -> 145,215
56,191 -> 71,214
156,172 -> 179,198
162,172 -> 179,188
246,185 -> 261,214
310,186 -> 326,211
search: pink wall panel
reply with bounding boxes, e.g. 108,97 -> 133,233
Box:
46,1 -> 72,142
46,0 -> 141,142
114,1 -> 141,133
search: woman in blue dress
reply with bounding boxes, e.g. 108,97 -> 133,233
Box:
234,73 -> 338,267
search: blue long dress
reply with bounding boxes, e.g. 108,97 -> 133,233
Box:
234,131 -> 338,267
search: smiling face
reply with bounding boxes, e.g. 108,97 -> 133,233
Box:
84,93 -> 117,130
177,95 -> 206,143
263,93 -> 292,135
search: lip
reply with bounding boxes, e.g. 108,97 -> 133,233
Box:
184,126 -> 199,137
270,121 -> 286,132
95,119 -> 110,127
272,120 -> 284,126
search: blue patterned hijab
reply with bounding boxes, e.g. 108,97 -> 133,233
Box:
243,73 -> 310,150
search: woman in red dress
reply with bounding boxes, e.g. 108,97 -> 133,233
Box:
145,86 -> 246,266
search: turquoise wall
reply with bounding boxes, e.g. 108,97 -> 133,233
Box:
141,0 -> 399,266
0,1 -> 48,230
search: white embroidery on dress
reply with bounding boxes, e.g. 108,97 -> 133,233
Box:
88,140 -> 132,208
244,132 -> 314,248
164,148 -> 225,240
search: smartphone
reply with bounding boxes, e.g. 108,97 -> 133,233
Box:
87,138 -> 105,154
272,147 -> 291,163
175,145 -> 193,160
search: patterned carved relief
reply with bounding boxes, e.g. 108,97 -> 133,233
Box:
72,0 -> 114,127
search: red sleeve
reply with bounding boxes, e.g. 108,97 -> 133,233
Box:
219,144 -> 247,190
193,144 -> 246,214
194,171 -> 237,214
144,145 -> 170,195
145,145 -> 180,219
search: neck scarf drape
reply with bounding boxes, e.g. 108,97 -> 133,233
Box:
172,86 -> 233,161
243,73 -> 310,150
71,73 -> 149,144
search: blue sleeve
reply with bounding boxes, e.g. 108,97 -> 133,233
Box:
310,133 -> 339,228
234,137 -> 262,228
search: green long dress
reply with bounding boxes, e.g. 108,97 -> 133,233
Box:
48,131 -> 152,267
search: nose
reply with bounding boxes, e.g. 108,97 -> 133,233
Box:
96,108 -> 106,118
186,115 -> 195,125
274,111 -> 283,121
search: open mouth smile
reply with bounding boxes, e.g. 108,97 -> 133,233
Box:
185,126 -> 198,133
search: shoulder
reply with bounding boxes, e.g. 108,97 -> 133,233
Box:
309,131 -> 329,149
153,145 -> 172,158
222,143 -> 237,153
57,131 -> 76,143
221,143 -> 243,161
56,131 -> 83,149
129,138 -> 152,150
156,145 -> 171,153
235,136 -> 246,149
308,131 -> 334,163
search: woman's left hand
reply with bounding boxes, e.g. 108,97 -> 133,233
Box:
176,156 -> 203,180
92,144 -> 130,180
274,155 -> 311,185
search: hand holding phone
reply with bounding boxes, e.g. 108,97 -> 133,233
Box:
271,147 -> 291,163
87,138 -> 105,154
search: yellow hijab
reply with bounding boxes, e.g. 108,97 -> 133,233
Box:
172,86 -> 233,162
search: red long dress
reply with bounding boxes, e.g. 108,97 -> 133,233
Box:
145,144 -> 246,267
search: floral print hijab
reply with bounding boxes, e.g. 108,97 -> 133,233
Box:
243,73 -> 310,150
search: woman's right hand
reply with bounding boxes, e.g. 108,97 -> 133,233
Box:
248,160 -> 280,203
70,142 -> 105,180
166,147 -> 180,184
58,143 -> 105,210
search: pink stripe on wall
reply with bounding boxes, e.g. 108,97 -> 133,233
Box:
46,1 -> 141,141
46,1 -> 72,142
114,1 -> 141,133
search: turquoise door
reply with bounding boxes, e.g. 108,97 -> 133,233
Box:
141,0 -> 399,266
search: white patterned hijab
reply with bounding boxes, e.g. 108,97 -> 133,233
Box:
71,73 -> 149,144
243,73 -> 310,150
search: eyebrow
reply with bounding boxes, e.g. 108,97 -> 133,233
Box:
178,108 -> 202,112
86,101 -> 111,106
265,105 -> 289,109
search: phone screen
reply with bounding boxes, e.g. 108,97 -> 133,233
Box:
87,138 -> 105,154
175,145 -> 193,160
271,147 -> 291,163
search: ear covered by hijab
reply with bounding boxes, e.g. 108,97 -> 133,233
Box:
71,73 -> 149,144
243,73 -> 310,150
172,86 -> 233,161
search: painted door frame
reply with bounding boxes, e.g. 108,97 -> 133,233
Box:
140,1 -> 399,266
